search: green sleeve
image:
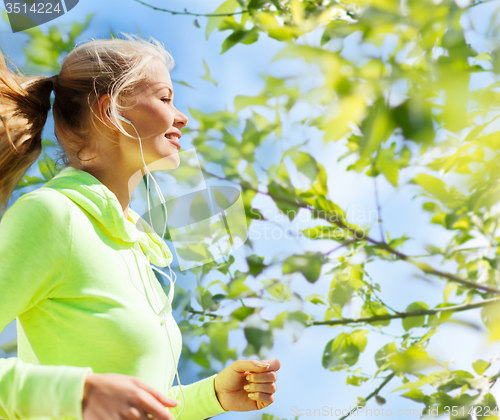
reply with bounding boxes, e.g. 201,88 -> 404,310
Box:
0,190 -> 93,420
167,374 -> 230,420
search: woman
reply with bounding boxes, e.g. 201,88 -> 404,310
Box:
0,33 -> 279,420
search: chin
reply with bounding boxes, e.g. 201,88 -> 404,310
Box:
145,152 -> 180,171
164,151 -> 180,169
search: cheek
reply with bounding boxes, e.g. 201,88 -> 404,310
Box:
137,103 -> 172,133
162,111 -> 175,128
152,110 -> 175,134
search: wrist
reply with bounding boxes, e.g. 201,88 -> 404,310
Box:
82,372 -> 95,411
213,374 -> 227,411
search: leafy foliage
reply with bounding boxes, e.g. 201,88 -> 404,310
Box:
8,0 -> 500,417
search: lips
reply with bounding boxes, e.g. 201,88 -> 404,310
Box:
167,137 -> 181,150
165,129 -> 182,139
165,130 -> 182,150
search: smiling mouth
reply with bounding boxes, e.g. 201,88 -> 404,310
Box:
165,134 -> 181,150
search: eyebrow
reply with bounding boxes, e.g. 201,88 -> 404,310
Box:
155,83 -> 174,97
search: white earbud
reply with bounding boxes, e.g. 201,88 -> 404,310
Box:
117,111 -> 184,419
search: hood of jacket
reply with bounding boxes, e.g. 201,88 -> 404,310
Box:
43,166 -> 173,267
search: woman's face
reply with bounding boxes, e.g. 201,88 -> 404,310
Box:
118,60 -> 189,171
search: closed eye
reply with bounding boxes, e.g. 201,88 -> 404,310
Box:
161,98 -> 172,103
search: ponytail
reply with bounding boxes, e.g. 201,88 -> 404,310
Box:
0,51 -> 56,210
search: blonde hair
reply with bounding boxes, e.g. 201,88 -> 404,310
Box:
0,32 -> 174,210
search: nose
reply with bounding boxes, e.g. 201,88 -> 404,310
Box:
174,109 -> 189,128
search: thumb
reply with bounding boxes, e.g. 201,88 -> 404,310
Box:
232,359 -> 271,373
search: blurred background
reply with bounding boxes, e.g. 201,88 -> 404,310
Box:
2,1 -> 500,419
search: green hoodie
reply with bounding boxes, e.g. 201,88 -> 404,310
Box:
0,166 -> 230,420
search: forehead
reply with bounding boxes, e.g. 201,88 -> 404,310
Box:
141,61 -> 173,95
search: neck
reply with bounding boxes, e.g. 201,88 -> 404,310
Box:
82,164 -> 145,220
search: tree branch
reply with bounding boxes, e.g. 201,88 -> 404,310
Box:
131,0 -> 247,16
339,372 -> 397,420
468,0 -> 498,8
187,309 -> 222,318
202,168 -> 500,294
309,296 -> 500,326
357,231 -> 500,294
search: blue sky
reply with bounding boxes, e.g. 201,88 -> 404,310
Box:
1,1 -> 500,419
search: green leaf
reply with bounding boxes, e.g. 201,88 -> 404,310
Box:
244,327 -> 273,358
475,52 -> 493,62
318,95 -> 367,142
305,294 -> 327,305
41,139 -> 56,147
443,283 -> 457,303
200,59 -> 218,86
231,306 -> 255,321
324,305 -> 342,321
263,279 -> 292,301
234,94 -> 268,112
375,342 -> 398,370
205,321 -> 237,364
427,303 -> 454,327
390,346 -> 439,373
361,301 -> 391,326
221,28 -> 259,54
21,14 -> 94,73
273,44 -> 341,88
346,374 -> 369,386
328,278 -> 354,307
190,342 -> 212,368
435,370 -> 475,393
254,11 -> 298,41
269,311 -> 287,330
247,254 -> 266,276
282,252 -> 327,283
176,244 -> 213,263
172,79 -> 195,89
413,173 -> 450,204
402,301 -> 429,331
376,147 -> 399,187
322,330 -> 368,370
392,98 -> 434,145
359,99 -> 395,159
267,180 -> 301,220
288,150 -> 320,187
15,175 -> 45,190
248,0 -> 270,9
205,0 -> 240,40
228,277 -> 251,298
38,159 -> 54,181
198,289 -> 220,311
401,389 -> 427,403
472,359 -> 491,375
394,372 -> 438,392
301,225 -> 348,240
481,300 -> 500,341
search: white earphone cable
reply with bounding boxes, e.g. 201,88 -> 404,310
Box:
118,114 -> 185,419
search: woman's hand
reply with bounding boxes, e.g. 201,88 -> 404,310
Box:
214,359 -> 281,412
82,372 -> 179,420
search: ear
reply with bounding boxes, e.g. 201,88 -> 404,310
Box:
97,94 -> 114,128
